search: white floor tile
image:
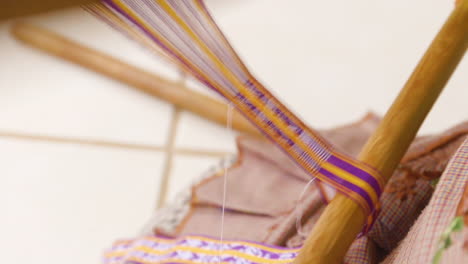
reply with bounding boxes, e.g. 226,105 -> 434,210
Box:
0,139 -> 164,264
175,110 -> 238,152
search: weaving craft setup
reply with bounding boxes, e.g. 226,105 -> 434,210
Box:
2,0 -> 468,263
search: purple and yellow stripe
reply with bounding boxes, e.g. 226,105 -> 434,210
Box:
104,235 -> 299,264
86,0 -> 383,233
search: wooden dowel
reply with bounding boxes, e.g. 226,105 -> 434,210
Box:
0,0 -> 96,20
295,1 -> 468,263
11,22 -> 261,137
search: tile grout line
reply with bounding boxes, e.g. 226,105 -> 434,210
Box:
176,148 -> 232,157
0,130 -> 166,151
156,71 -> 186,209
0,131 -> 232,157
156,107 -> 181,209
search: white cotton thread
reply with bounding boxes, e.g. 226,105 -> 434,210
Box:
218,103 -> 233,263
295,177 -> 317,237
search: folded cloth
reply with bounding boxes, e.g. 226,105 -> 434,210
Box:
368,131 -> 468,253
174,113 -> 381,244
456,179 -> 468,253
380,137 -> 468,264
457,176 -> 468,227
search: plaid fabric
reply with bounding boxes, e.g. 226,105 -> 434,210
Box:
344,237 -> 377,264
344,180 -> 432,264
367,172 -> 434,252
381,138 -> 468,263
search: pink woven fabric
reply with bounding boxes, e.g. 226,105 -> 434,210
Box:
381,138 -> 468,264
174,114 -> 380,244
345,236 -> 377,264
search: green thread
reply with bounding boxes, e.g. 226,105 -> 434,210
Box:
432,216 -> 464,264
430,178 -> 440,188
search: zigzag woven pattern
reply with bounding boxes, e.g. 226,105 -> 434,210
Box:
104,235 -> 299,264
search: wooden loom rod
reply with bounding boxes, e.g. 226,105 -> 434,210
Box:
11,22 -> 261,137
295,1 -> 468,263
0,0 -> 96,20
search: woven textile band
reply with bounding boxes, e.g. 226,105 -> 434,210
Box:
86,0 -> 384,233
104,235 -> 300,264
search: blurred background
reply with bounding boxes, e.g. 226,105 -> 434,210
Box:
0,0 -> 466,263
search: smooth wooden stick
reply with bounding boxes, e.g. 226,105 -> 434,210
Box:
11,22 -> 261,137
295,1 -> 468,263
1,0 -> 96,20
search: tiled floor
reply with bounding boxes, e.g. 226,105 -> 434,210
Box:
1,1 -> 466,263
1,138 -> 164,263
